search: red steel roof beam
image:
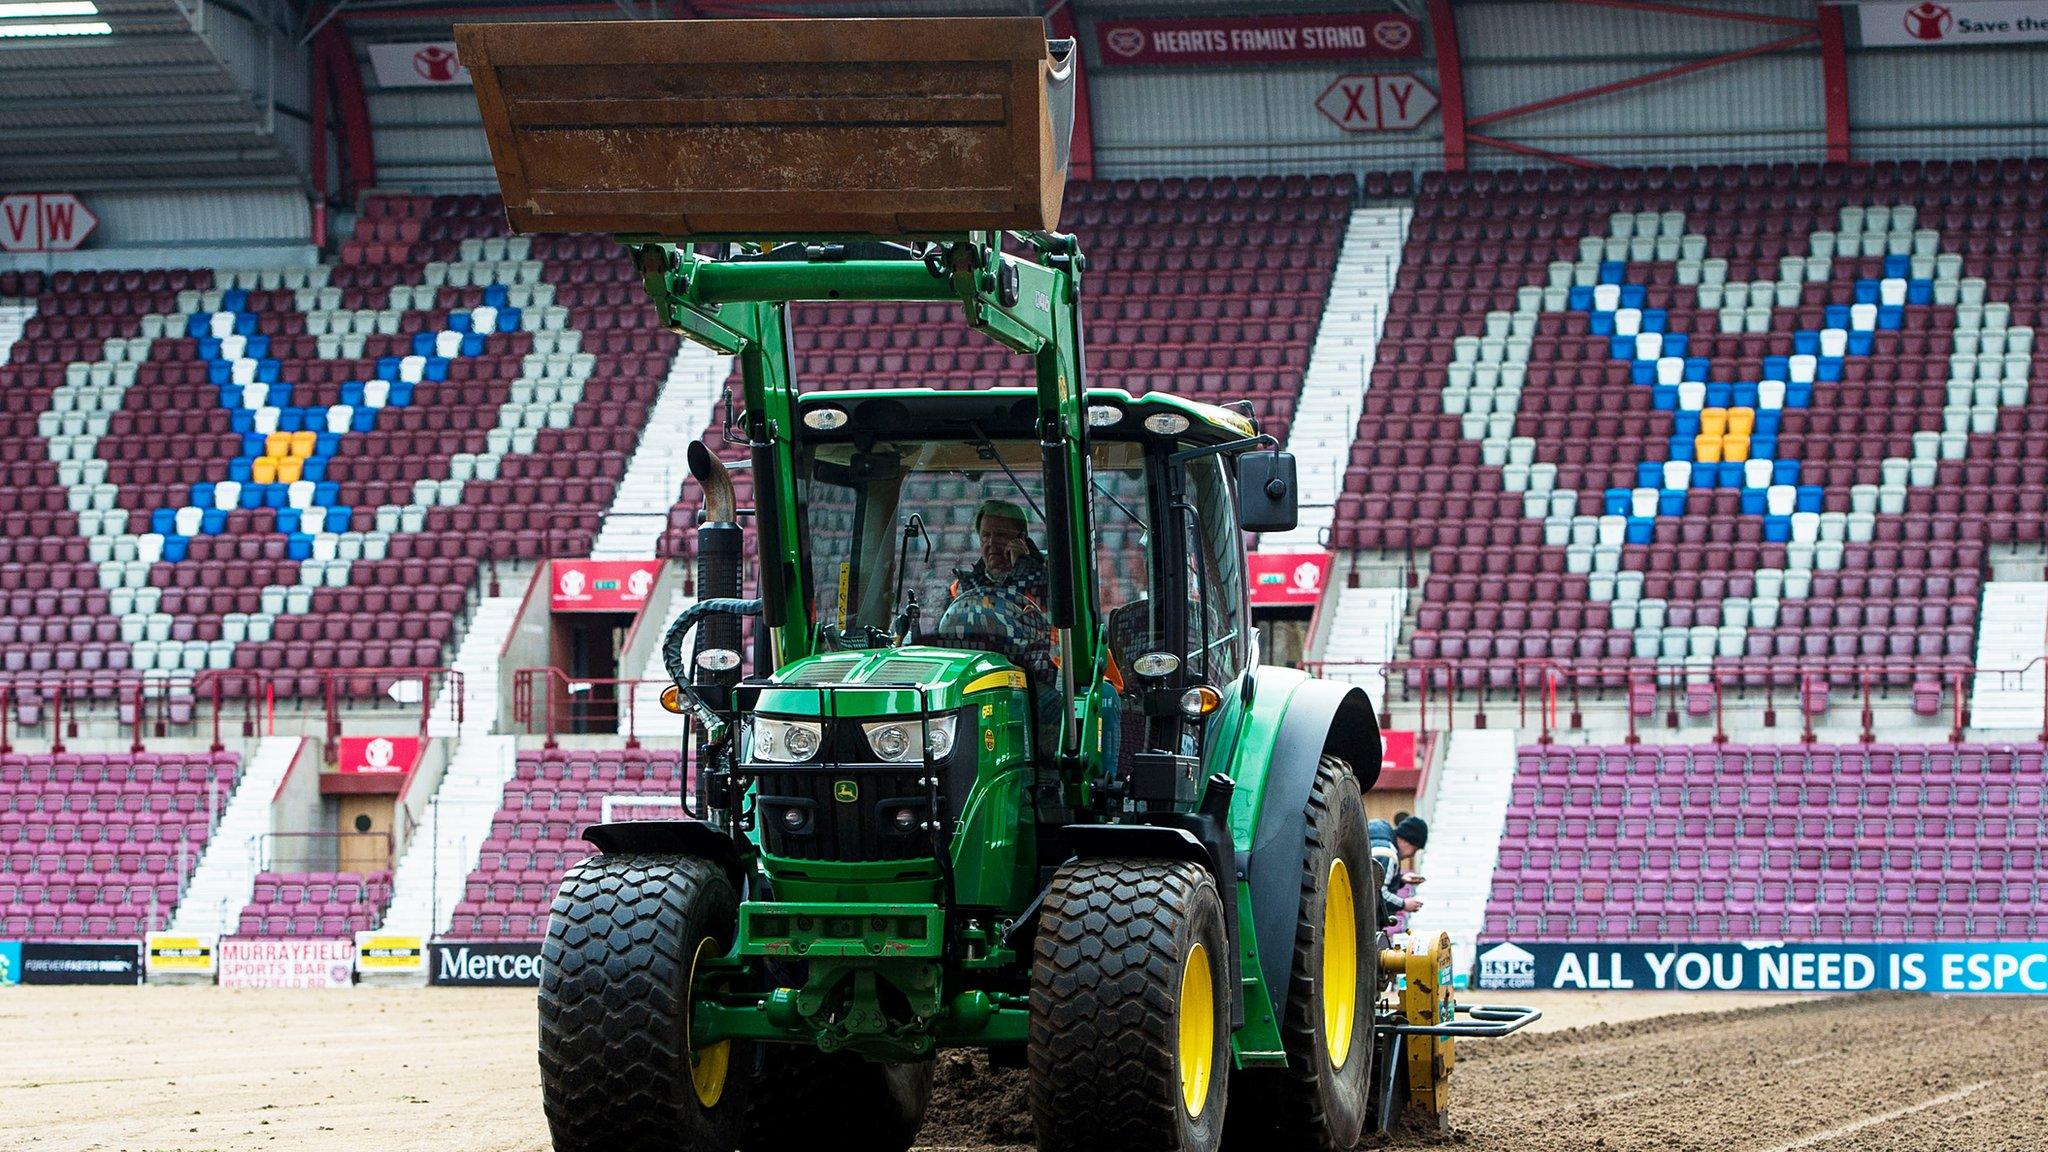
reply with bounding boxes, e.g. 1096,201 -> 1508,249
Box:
1466,29 -> 1819,130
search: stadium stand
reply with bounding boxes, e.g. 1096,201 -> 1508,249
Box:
234,870 -> 393,938
1336,161 -> 2048,683
655,174 -> 1357,558
442,746 -> 683,940
0,750 -> 239,938
1482,742 -> 2047,942
0,193 -> 671,694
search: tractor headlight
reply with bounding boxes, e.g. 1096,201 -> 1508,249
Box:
861,716 -> 956,763
752,717 -> 823,763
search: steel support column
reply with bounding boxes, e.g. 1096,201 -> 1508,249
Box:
1425,0 -> 1467,173
1819,3 -> 1852,164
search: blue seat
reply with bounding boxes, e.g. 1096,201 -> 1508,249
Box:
1658,490 -> 1687,516
315,481 -> 341,506
1568,284 -> 1595,311
1773,460 -> 1802,485
1705,382 -> 1732,407
286,533 -> 313,561
1796,485 -> 1824,513
1651,384 -> 1678,410
497,306 -> 522,331
1625,517 -> 1655,545
301,459 -> 327,483
411,332 -> 437,357
199,509 -> 228,535
1609,335 -> 1636,360
1662,332 -> 1688,358
1599,261 -> 1627,284
1668,435 -> 1694,461
459,333 -> 486,357
1604,488 -> 1630,516
1764,515 -> 1791,542
161,536 -> 189,563
1631,361 -> 1656,385
424,357 -> 451,381
222,289 -> 249,311
276,508 -> 302,534
1620,284 -> 1646,308
328,506 -> 353,534
1640,308 -> 1667,333
1741,489 -> 1767,515
1792,331 -> 1820,356
150,508 -> 177,535
483,284 -> 510,308
1636,462 -> 1662,489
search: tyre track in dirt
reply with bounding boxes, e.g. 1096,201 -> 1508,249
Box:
1366,995 -> 2046,1152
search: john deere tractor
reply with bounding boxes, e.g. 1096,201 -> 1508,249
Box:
458,17 -> 1533,1152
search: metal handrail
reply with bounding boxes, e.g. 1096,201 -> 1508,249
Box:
190,666 -> 463,762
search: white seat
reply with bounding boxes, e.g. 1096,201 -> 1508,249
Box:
173,506 -> 203,536
1662,460 -> 1691,490
399,355 -> 427,384
1790,511 -> 1820,543
1744,458 -> 1774,488
1766,485 -> 1797,517
213,481 -> 241,511
327,405 -> 354,434
363,379 -> 391,408
288,480 -> 316,509
300,506 -> 327,535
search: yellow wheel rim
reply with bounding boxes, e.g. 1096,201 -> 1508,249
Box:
1321,858 -> 1359,1069
687,938 -> 731,1108
1178,941 -> 1216,1117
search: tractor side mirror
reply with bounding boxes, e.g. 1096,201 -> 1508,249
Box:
1236,450 -> 1297,533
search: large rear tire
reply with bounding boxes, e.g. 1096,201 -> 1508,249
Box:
742,1048 -> 933,1152
539,853 -> 748,1152
1028,858 -> 1232,1152
1225,755 -> 1379,1151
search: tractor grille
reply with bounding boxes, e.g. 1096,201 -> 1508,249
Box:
755,765 -> 933,863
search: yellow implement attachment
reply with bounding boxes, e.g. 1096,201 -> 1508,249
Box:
453,17 -> 1074,238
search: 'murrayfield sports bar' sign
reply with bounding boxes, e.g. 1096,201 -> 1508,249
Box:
1477,941 -> 2048,995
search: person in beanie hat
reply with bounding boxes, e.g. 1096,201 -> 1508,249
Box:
1368,813 -> 1429,927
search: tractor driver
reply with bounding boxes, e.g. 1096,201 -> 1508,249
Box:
936,499 -> 1058,717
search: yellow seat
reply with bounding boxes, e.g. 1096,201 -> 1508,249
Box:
1727,407 -> 1756,437
1721,435 -> 1750,463
275,457 -> 304,485
1699,407 -> 1728,438
264,432 -> 291,459
288,431 -> 317,459
251,456 -> 278,485
1694,435 -> 1723,464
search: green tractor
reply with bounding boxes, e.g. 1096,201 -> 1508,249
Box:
457,17 -> 1532,1152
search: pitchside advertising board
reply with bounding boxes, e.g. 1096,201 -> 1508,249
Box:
0,941 -> 142,984
219,938 -> 357,989
1477,941 -> 2048,995
552,559 -> 659,613
366,41 -> 470,87
1859,2 -> 2048,47
430,942 -> 543,986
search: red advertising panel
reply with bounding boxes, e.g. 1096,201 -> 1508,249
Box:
1095,13 -> 1422,67
1248,551 -> 1333,607
552,559 -> 659,613
1377,730 -> 1420,790
336,734 -> 422,776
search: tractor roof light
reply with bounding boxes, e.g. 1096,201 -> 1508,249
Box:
695,648 -> 741,672
1143,412 -> 1190,436
803,406 -> 850,431
1087,404 -> 1124,428
1131,652 -> 1180,679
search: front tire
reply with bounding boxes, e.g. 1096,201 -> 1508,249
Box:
1226,755 -> 1379,1151
1028,858 -> 1232,1152
538,853 -> 747,1152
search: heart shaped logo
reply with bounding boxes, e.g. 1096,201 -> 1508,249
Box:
1372,18 -> 1414,52
1104,27 -> 1145,58
1449,207 -> 2030,661
49,258 -> 591,676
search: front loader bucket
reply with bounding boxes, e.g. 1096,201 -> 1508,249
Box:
453,17 -> 1073,239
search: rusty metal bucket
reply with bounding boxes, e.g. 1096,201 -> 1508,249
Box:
454,17 -> 1074,238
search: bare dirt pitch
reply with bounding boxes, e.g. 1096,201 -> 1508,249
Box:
1,987 -> 2040,1151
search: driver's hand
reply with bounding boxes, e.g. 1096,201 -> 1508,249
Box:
1005,538 -> 1028,565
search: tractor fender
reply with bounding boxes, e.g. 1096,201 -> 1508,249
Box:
1243,678 -> 1382,1012
582,820 -> 745,886
1059,823 -> 1216,875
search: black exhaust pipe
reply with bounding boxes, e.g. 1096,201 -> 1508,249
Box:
687,441 -> 746,696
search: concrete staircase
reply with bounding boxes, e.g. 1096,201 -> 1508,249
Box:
427,593 -> 523,738
1970,581 -> 2047,732
591,339 -> 733,558
1316,583 -> 1406,705
1265,206 -> 1410,550
626,583 -> 693,741
168,736 -> 301,938
1402,729 -> 1518,985
0,301 -> 35,364
384,735 -> 517,935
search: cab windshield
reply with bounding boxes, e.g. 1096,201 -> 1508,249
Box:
797,438 -> 1151,667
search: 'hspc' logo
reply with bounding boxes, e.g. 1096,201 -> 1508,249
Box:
1371,17 -> 1414,52
1104,26 -> 1145,58
0,193 -> 98,253
1478,942 -> 1537,990
1315,74 -> 1439,133
1904,2 -> 1952,39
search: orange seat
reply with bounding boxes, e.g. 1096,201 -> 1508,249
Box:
251,457 -> 278,485
1721,435 -> 1751,463
1726,407 -> 1756,437
1694,435 -> 1723,464
264,433 -> 291,458
275,457 -> 304,485
1699,407 -> 1728,438
288,431 -> 317,459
